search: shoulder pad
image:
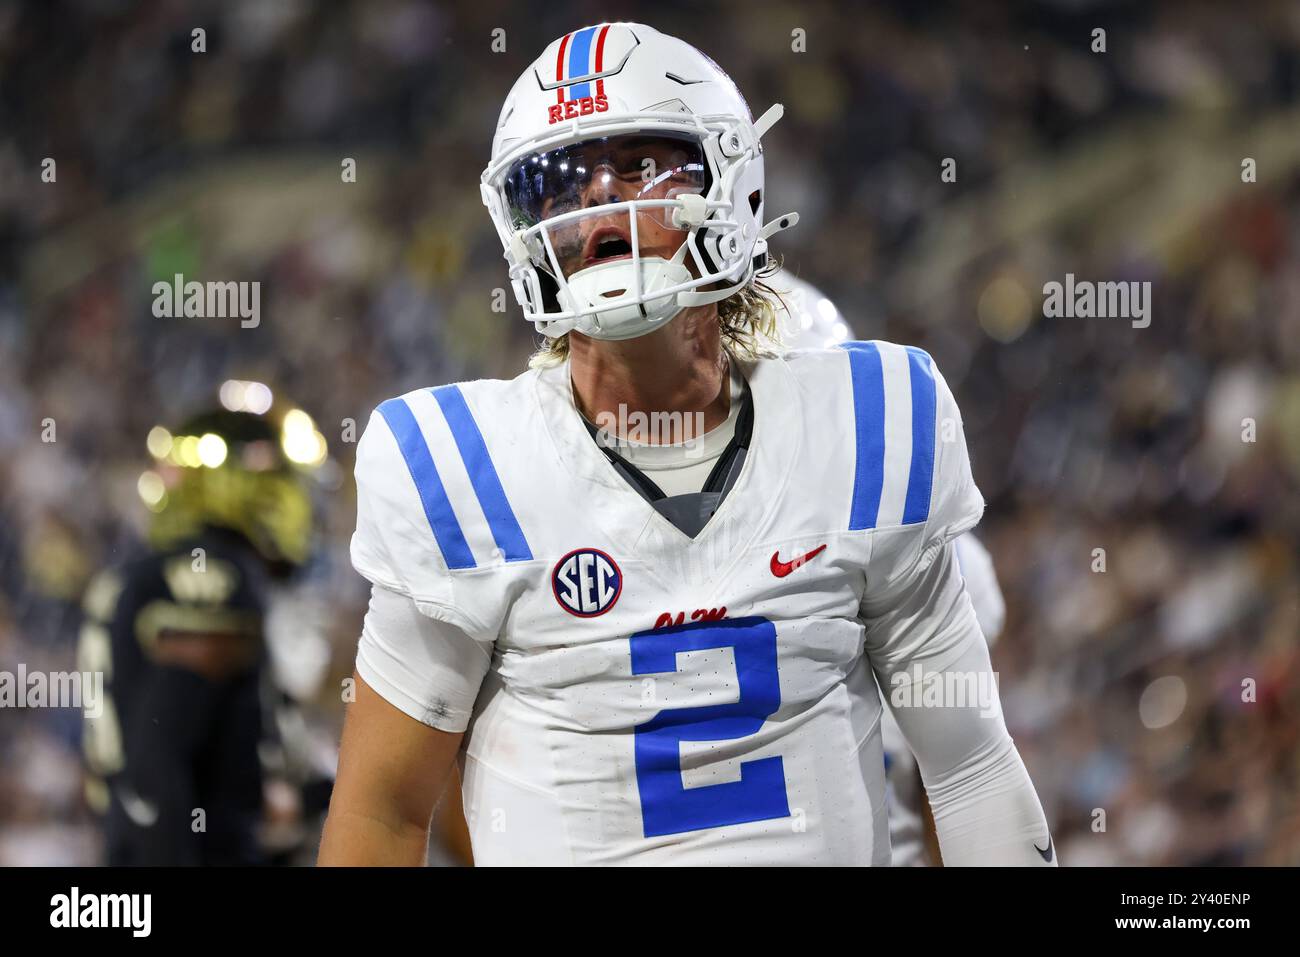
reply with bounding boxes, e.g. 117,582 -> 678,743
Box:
351,379 -> 536,635
836,340 -> 984,577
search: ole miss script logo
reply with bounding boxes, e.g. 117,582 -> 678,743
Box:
542,25 -> 630,125
553,548 -> 622,617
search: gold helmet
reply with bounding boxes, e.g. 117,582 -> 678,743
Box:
137,381 -> 328,571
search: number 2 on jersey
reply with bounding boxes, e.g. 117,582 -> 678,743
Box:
629,616 -> 790,837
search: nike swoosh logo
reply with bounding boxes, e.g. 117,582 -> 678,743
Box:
1034,836 -> 1054,863
770,544 -> 827,578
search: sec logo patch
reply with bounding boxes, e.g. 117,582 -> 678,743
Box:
552,548 -> 622,617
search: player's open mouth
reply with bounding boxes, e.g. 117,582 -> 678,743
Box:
582,227 -> 634,267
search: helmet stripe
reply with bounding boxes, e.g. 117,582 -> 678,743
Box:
555,32 -> 571,104
566,26 -> 598,100
594,24 -> 610,98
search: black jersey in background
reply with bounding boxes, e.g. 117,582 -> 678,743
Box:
78,529 -> 270,866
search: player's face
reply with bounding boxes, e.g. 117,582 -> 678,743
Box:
502,132 -> 709,281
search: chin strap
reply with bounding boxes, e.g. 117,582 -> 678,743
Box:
676,275 -> 749,307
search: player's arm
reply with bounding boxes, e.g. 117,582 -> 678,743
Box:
860,349 -> 1052,865
318,584 -> 493,866
326,409 -> 498,865
867,541 -> 1052,865
319,673 -> 463,865
910,532 -> 1008,865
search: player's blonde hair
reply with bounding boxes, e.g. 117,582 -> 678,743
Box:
527,259 -> 788,369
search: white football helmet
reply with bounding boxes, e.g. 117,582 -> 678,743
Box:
480,22 -> 798,341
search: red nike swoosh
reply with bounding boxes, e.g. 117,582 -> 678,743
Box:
770,544 -> 827,578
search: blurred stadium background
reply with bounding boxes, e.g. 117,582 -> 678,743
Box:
2,0 -> 1298,865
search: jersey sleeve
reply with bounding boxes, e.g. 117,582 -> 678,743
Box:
848,347 -> 1052,864
351,406 -> 486,638
847,343 -> 985,600
354,584 -> 493,733
923,357 -> 984,555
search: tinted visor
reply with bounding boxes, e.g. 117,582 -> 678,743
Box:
502,131 -> 709,230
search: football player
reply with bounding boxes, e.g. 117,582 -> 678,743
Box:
79,384 -> 328,865
320,22 -> 1053,866
772,272 -> 1009,865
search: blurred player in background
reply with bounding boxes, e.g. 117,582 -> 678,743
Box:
771,271 -> 1008,865
77,383 -> 331,865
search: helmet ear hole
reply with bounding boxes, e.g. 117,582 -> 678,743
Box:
536,268 -> 562,313
693,228 -> 719,277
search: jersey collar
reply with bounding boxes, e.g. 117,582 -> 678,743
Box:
533,351 -> 801,584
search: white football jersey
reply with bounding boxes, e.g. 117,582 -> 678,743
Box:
351,342 -> 984,865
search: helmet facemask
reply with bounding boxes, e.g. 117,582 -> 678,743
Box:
484,115 -> 768,342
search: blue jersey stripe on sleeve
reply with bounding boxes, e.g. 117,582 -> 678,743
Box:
376,397 -> 477,570
432,385 -> 534,563
838,341 -> 887,530
902,347 -> 937,525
